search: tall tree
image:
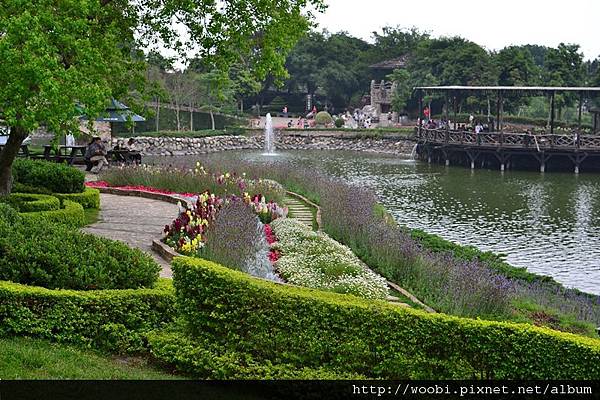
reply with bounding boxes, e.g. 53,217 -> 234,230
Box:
544,43 -> 585,119
494,46 -> 538,113
0,0 -> 324,195
197,71 -> 235,130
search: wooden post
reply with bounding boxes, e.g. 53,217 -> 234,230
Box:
578,91 -> 583,130
418,90 -> 423,137
550,91 -> 556,135
496,91 -> 501,131
444,91 -> 450,143
453,95 -> 458,130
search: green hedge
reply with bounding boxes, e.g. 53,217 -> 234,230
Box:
0,217 -> 160,290
0,204 -> 20,225
53,188 -> 100,209
0,193 -> 60,213
10,182 -> 52,195
171,256 -> 600,379
12,159 -> 85,194
0,279 -> 175,352
19,200 -> 85,228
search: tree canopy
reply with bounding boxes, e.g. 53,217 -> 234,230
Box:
0,0 -> 325,195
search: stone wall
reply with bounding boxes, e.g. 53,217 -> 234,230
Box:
112,135 -> 414,156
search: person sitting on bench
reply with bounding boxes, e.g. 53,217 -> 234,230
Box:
84,136 -> 108,173
123,138 -> 142,165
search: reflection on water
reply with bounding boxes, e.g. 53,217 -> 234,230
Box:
151,150 -> 600,295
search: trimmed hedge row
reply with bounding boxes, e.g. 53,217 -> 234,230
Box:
0,279 -> 175,352
171,256 -> 600,379
19,200 -> 85,228
148,329 -> 364,379
53,188 -> 100,209
12,159 -> 85,194
0,193 -> 60,213
0,215 -> 160,290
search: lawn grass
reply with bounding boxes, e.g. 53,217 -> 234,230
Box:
0,337 -> 183,379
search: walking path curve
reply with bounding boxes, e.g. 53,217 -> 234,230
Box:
83,193 -> 178,278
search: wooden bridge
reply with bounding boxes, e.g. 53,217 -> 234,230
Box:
411,86 -> 600,173
414,128 -> 600,173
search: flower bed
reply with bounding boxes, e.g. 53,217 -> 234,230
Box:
86,181 -> 197,199
163,190 -> 287,257
270,218 -> 388,300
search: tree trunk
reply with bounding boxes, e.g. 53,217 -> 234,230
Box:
240,99 -> 244,113
189,103 -> 194,131
210,111 -> 215,130
0,126 -> 28,196
155,98 -> 160,132
174,100 -> 181,131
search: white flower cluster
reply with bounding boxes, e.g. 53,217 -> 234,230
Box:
270,219 -> 388,300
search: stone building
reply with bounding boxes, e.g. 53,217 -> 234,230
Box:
368,56 -> 407,121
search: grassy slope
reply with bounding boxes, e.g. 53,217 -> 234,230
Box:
0,337 -> 182,380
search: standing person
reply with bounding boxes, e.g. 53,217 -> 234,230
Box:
475,121 -> 483,134
282,105 -> 288,118
469,114 -> 475,127
84,136 -> 108,173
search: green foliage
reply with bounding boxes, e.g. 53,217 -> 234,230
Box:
0,337 -> 181,379
53,188 -> 100,210
0,218 -> 160,290
19,200 -> 85,228
10,182 -> 52,195
315,111 -> 333,125
334,118 -> 344,128
268,96 -> 287,112
388,69 -> 411,113
148,328 -> 364,379
0,193 -> 60,213
0,203 -> 20,225
0,279 -> 175,352
171,256 -> 600,379
12,159 -> 85,194
409,228 -> 554,283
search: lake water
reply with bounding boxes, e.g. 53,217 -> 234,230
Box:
157,150 -> 600,295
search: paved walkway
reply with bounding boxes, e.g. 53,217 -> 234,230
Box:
283,194 -> 315,229
83,193 -> 178,278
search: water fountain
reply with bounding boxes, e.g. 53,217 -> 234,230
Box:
263,113 -> 276,155
410,143 -> 419,160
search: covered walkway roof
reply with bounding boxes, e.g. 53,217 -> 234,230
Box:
413,86 -> 600,94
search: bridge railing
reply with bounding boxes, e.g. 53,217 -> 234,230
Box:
416,128 -> 600,151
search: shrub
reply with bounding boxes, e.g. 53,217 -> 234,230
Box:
12,159 -> 85,194
19,200 -> 85,228
315,111 -> 333,126
334,118 -> 344,128
0,218 -> 160,290
10,182 -> 52,195
53,188 -> 100,209
148,328 -> 364,379
0,193 -> 60,213
0,279 -> 175,352
171,257 -> 600,379
0,203 -> 20,225
270,218 -> 388,299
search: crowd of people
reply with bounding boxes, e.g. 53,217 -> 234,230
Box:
417,113 -> 490,134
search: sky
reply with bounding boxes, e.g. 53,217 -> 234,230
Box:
313,0 -> 600,60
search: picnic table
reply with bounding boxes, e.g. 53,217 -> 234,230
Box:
43,145 -> 86,165
0,144 -> 29,157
